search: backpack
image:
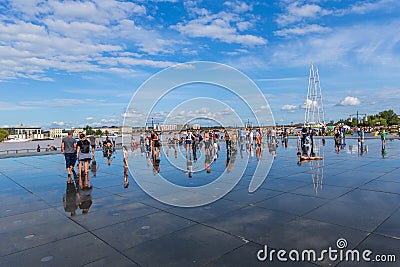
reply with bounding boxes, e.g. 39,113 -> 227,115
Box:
81,140 -> 90,153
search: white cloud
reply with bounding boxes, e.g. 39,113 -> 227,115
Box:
339,96 -> 360,106
302,99 -> 318,109
150,0 -> 179,2
47,0 -> 146,23
0,101 -> 38,111
274,24 -> 331,37
347,0 -> 399,15
171,10 -> 266,46
113,19 -> 181,55
281,104 -> 298,111
0,1 -> 181,80
269,20 -> 400,67
223,48 -> 250,56
236,21 -> 252,31
51,121 -> 66,127
224,1 -> 253,13
276,2 -> 331,27
85,117 -> 94,121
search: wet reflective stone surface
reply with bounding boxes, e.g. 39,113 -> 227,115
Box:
0,138 -> 399,266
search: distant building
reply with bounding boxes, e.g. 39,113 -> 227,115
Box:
192,124 -> 201,130
49,128 -> 63,138
4,124 -> 43,139
155,124 -> 178,132
119,126 -> 132,134
64,128 -> 84,138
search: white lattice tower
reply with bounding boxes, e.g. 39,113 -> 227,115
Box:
304,64 -> 325,127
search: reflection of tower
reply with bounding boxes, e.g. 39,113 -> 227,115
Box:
310,138 -> 324,195
304,64 -> 325,127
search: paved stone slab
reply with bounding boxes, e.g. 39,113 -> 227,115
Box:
123,224 -> 246,266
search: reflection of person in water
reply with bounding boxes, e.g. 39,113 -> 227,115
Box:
107,156 -> 113,166
123,146 -> 128,168
213,139 -> 219,161
381,148 -> 387,158
205,143 -> 211,173
152,148 -> 161,174
187,157 -> 193,178
183,149 -> 197,177
124,167 -> 129,188
80,172 -> 91,190
79,186 -> 92,214
297,152 -> 323,165
63,182 -> 79,216
174,143 -> 178,158
225,148 -> 236,173
268,142 -> 276,159
90,156 -> 97,177
256,143 -> 262,161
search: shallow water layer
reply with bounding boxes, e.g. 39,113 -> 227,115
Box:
0,138 -> 398,266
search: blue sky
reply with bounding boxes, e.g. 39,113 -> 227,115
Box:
1,0 -> 400,128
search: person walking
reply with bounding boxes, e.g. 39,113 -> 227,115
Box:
224,130 -> 231,154
249,129 -> 254,147
185,130 -> 193,153
76,133 -> 92,189
150,130 -> 160,153
61,132 -> 77,183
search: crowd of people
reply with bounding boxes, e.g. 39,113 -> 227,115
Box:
135,128 -> 287,178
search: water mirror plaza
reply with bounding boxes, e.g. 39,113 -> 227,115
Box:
0,136 -> 399,266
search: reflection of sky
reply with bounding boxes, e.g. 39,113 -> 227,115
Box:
125,134 -> 400,207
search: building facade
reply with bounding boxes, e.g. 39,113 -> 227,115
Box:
4,124 -> 43,140
155,124 -> 178,132
49,128 -> 63,138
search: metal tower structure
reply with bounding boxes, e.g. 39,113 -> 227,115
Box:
304,64 -> 325,127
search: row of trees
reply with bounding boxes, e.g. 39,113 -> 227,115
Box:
84,125 -> 110,136
341,109 -> 399,127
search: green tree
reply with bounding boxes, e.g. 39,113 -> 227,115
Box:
378,118 -> 387,127
0,129 -> 9,142
85,125 -> 94,135
378,109 -> 399,125
94,129 -> 103,136
104,130 -> 109,135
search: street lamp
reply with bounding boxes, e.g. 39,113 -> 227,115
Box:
349,111 -> 366,127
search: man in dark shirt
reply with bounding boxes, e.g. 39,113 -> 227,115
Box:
61,132 -> 77,183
